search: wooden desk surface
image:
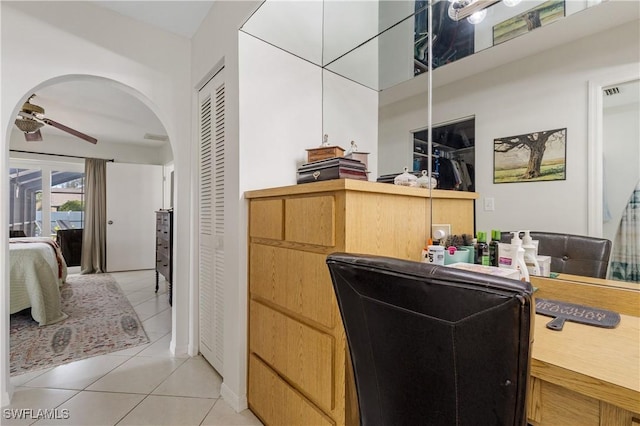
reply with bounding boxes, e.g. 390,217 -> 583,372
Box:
530,274 -> 640,417
532,313 -> 640,414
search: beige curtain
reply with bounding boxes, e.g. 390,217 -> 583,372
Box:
81,158 -> 107,274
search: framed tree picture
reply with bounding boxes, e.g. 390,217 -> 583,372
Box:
493,128 -> 566,184
493,0 -> 565,46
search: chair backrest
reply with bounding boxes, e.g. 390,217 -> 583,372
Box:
326,253 -> 534,426
500,231 -> 612,279
9,230 -> 27,238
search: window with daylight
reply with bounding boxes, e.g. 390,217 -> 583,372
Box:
9,160 -> 85,239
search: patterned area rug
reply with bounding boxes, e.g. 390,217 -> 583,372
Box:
10,273 -> 150,376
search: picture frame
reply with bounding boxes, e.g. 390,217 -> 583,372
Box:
493,128 -> 566,184
493,0 -> 565,46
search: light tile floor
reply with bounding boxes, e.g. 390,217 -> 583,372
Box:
5,269 -> 263,426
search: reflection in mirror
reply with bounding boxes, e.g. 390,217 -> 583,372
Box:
603,79 -> 640,283
240,0 -> 638,284
240,1 -> 323,64
241,0 -> 418,68
243,0 -> 604,92
412,117 -> 476,191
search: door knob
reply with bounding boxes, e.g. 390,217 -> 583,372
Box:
108,220 -> 114,225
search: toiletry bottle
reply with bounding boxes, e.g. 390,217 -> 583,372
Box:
510,231 -> 530,282
489,229 -> 500,267
421,238 -> 433,263
471,238 -> 478,265
475,232 -> 489,266
522,230 -> 541,276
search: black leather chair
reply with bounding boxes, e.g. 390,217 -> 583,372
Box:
326,253 -> 534,426
500,231 -> 612,279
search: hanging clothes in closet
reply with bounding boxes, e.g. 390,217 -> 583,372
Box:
609,179 -> 640,283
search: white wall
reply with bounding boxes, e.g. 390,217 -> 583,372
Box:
603,96 -> 640,243
190,0 -> 261,412
1,1 -> 191,407
191,1 -> 378,411
240,33 -> 323,188
323,70 -> 379,177
379,20 -> 640,236
10,131 -> 169,165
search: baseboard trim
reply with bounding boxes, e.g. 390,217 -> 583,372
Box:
1,386 -> 14,407
220,383 -> 248,412
170,340 -> 189,357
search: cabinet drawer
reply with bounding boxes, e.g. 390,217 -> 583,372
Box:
250,199 -> 284,240
156,253 -> 170,276
250,301 -> 334,413
156,213 -> 170,227
250,244 -> 335,328
285,196 -> 335,246
156,225 -> 170,238
528,378 -> 599,425
156,239 -> 169,257
249,354 -> 332,426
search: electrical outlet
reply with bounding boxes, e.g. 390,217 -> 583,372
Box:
432,224 -> 451,241
484,197 -> 495,211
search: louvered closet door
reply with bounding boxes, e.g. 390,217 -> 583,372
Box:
198,68 -> 225,373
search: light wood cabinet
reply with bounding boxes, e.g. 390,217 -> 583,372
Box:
245,179 -> 477,425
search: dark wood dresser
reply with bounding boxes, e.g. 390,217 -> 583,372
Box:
155,209 -> 173,305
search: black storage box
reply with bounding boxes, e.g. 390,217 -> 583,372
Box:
297,157 -> 368,184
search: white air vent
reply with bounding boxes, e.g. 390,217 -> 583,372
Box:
604,87 -> 620,96
143,133 -> 169,141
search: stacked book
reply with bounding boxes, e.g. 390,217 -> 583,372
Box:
297,157 -> 368,184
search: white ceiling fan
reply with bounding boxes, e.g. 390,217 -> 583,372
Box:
14,94 -> 98,144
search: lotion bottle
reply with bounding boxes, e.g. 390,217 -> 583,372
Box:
510,231 -> 530,282
522,230 -> 541,276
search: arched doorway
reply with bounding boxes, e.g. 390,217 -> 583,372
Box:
2,74 -> 177,404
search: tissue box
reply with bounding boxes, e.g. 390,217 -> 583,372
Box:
535,255 -> 551,277
446,262 -> 520,280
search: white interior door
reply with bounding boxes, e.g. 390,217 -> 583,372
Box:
198,68 -> 225,373
106,162 -> 163,272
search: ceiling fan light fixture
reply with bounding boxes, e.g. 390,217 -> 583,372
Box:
21,99 -> 45,115
14,117 -> 44,133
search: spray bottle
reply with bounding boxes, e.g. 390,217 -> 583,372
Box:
522,230 -> 541,276
510,232 -> 530,282
475,232 -> 490,266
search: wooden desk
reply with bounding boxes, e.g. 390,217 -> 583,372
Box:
529,275 -> 640,425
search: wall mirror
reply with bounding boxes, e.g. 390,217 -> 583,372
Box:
242,0 -> 606,91
241,0 -> 639,283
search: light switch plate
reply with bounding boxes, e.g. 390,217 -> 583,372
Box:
432,224 -> 451,241
484,197 -> 495,211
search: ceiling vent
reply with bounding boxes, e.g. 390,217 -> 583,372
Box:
144,133 -> 169,142
604,87 -> 620,96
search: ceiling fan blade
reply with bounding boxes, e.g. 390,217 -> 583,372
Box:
24,129 -> 43,142
42,118 -> 98,144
